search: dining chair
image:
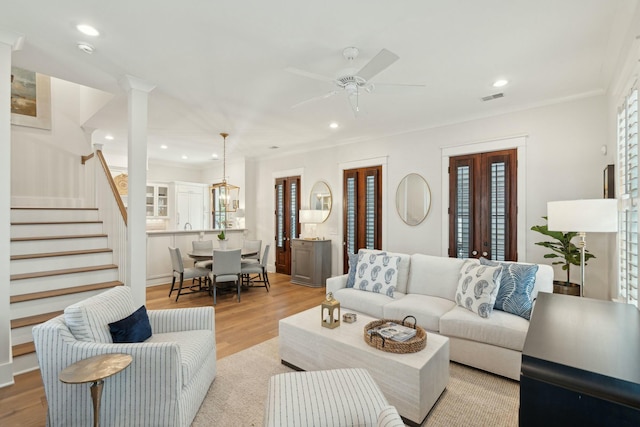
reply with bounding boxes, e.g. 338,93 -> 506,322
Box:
168,247 -> 210,301
210,249 -> 242,305
241,244 -> 271,291
242,239 -> 262,264
192,240 -> 214,269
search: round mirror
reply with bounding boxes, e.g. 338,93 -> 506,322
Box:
310,181 -> 332,223
396,173 -> 431,226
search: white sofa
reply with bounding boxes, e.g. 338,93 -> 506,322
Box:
32,286 -> 216,427
326,251 -> 553,380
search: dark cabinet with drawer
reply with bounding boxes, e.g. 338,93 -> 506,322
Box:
290,239 -> 331,287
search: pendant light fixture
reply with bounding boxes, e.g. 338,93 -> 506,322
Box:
210,133 -> 240,230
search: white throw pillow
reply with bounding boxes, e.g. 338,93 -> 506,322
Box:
455,260 -> 502,318
353,254 -> 400,298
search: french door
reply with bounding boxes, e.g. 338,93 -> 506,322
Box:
449,149 -> 517,261
274,176 -> 300,274
343,166 -> 382,272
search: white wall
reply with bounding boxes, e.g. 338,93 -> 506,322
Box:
11,78 -> 98,206
250,95 -> 616,300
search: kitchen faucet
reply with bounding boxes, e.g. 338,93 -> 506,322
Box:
184,222 -> 192,230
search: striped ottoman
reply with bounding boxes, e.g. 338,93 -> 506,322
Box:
264,368 -> 405,427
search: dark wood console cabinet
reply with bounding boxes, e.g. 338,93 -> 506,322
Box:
520,292 -> 640,426
290,239 -> 331,287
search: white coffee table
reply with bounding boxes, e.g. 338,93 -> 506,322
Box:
279,306 -> 449,426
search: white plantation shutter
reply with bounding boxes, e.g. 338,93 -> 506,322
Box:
618,85 -> 639,307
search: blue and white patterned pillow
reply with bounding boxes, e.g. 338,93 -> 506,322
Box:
346,250 -> 387,288
455,260 -> 502,318
480,258 -> 538,320
353,254 -> 399,298
345,253 -> 360,288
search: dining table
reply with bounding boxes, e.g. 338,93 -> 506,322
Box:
187,247 -> 258,262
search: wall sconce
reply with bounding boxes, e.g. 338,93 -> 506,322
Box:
321,292 -> 340,329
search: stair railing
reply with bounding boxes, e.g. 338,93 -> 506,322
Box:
83,150 -> 127,284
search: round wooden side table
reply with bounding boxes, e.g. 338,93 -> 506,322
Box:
59,353 -> 133,427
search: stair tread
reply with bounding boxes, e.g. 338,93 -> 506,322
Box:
11,221 -> 103,225
11,207 -> 99,210
10,281 -> 124,303
12,342 -> 35,358
11,311 -> 64,329
11,248 -> 113,261
11,264 -> 118,281
11,234 -> 108,242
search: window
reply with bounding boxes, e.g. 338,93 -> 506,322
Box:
618,85 -> 638,308
343,166 -> 382,272
449,149 -> 517,261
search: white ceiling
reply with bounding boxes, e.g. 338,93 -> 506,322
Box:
2,0 -> 638,166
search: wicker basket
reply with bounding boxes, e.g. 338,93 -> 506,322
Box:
363,315 -> 427,354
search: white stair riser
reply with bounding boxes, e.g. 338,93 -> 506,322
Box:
11,236 -> 109,255
11,209 -> 100,222
11,325 -> 36,346
12,353 -> 39,376
11,269 -> 119,294
11,223 -> 103,238
10,289 -> 112,320
11,252 -> 113,275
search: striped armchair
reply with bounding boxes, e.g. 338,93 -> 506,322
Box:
32,286 -> 216,427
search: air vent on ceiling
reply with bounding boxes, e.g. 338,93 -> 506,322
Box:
481,93 -> 504,102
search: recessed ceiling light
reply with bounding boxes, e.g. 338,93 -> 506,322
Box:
104,134 -> 114,140
493,79 -> 509,88
160,144 -> 168,149
211,153 -> 219,159
77,42 -> 95,54
329,122 -> 339,129
181,155 -> 188,160
77,24 -> 100,37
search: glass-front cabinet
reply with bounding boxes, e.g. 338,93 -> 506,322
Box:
146,184 -> 169,217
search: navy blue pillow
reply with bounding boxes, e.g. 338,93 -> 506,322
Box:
480,258 -> 538,320
108,305 -> 152,343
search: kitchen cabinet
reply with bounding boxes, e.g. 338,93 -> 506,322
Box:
146,184 -> 169,217
174,183 -> 207,230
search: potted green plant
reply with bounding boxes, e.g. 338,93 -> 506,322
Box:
217,229 -> 227,249
531,217 -> 595,296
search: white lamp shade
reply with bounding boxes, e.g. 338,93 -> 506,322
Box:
547,199 -> 618,232
299,209 -> 323,224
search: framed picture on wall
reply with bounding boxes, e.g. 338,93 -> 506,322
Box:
11,66 -> 52,130
603,164 -> 614,199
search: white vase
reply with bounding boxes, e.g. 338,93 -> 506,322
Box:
218,239 -> 228,250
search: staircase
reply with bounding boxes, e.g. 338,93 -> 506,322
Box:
9,207 -> 123,374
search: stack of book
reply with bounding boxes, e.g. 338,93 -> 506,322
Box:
367,321 -> 417,342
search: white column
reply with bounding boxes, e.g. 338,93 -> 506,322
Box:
0,29 -> 24,387
119,75 -> 155,307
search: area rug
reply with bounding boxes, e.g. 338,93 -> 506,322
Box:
192,337 -> 519,426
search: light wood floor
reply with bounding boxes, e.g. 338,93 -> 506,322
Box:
0,273 -> 327,427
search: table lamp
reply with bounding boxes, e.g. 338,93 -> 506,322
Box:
299,209 -> 323,239
547,199 -> 618,297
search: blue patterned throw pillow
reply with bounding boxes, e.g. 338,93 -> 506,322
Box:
480,258 -> 539,320
456,260 -> 502,318
353,254 -> 399,298
346,252 -> 360,288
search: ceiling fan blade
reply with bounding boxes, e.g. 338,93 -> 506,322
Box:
284,67 -> 335,83
356,49 -> 399,81
374,82 -> 426,87
291,91 -> 340,109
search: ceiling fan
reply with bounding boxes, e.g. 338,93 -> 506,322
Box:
286,47 -> 424,115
